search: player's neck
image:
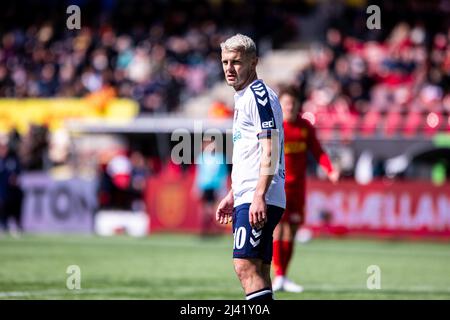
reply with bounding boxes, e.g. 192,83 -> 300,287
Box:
234,72 -> 258,92
285,115 -> 297,123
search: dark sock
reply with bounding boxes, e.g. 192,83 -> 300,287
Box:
246,287 -> 273,301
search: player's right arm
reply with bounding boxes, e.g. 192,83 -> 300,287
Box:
216,189 -> 234,224
307,120 -> 340,183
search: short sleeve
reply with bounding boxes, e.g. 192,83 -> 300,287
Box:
248,81 -> 277,139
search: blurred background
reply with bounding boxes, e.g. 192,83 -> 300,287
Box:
0,0 -> 449,300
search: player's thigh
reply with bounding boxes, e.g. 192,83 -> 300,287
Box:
233,203 -> 263,260
273,221 -> 291,240
273,222 -> 300,242
233,203 -> 283,263
284,190 -> 305,224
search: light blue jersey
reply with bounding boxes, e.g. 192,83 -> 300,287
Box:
195,151 -> 228,191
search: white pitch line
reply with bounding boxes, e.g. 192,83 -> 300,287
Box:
1,284 -> 450,298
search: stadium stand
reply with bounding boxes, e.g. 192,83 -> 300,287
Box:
0,0 -> 449,182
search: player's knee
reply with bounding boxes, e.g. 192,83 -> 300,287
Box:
273,224 -> 282,240
289,224 -> 300,239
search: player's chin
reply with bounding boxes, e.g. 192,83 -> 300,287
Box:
226,78 -> 237,85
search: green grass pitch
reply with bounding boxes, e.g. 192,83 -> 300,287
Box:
0,233 -> 449,299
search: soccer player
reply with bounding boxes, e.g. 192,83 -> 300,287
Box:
272,85 -> 339,292
193,139 -> 228,237
215,34 -> 286,301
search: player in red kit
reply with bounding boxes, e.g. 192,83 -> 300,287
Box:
272,85 -> 339,292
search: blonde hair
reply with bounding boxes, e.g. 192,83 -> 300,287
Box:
220,33 -> 257,57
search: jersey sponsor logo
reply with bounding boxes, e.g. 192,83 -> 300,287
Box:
284,141 -> 306,154
233,130 -> 242,142
250,237 -> 260,247
250,228 -> 262,247
251,82 -> 264,90
254,90 -> 265,97
251,82 -> 267,101
257,97 -> 268,106
261,119 -> 274,129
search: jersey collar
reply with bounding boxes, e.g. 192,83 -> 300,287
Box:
234,79 -> 263,102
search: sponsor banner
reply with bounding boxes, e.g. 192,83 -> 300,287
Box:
145,164 -> 231,234
21,173 -> 97,233
28,169 -> 444,238
0,98 -> 138,134
306,179 -> 450,238
145,166 -> 450,239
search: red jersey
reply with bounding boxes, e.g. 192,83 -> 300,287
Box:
283,115 -> 333,192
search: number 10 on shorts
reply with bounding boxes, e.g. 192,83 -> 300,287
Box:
234,227 -> 246,250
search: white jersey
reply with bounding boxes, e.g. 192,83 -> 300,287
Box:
231,79 -> 286,209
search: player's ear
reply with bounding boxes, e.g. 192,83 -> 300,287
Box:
253,56 -> 258,68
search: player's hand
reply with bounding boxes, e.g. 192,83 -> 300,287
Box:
328,170 -> 340,184
249,195 -> 267,229
216,192 -> 234,224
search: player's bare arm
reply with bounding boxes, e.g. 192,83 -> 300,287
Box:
249,137 -> 275,229
216,189 -> 234,224
308,122 -> 340,185
328,170 -> 340,184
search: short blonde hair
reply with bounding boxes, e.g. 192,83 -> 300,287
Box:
220,33 -> 257,57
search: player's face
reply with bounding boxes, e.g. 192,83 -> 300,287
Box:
221,50 -> 257,91
280,93 -> 300,122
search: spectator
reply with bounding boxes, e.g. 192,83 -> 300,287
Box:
0,133 -> 24,237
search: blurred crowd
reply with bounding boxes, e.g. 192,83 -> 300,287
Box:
0,0 -> 300,114
296,24 -> 450,119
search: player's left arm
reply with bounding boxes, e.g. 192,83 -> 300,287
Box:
308,122 -> 339,183
248,85 -> 281,228
250,136 -> 276,229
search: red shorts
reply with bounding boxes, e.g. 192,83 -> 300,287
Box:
281,189 -> 305,225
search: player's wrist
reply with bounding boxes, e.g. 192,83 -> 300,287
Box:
226,191 -> 234,202
253,191 -> 266,200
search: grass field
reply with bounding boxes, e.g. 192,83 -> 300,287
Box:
0,233 -> 450,300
